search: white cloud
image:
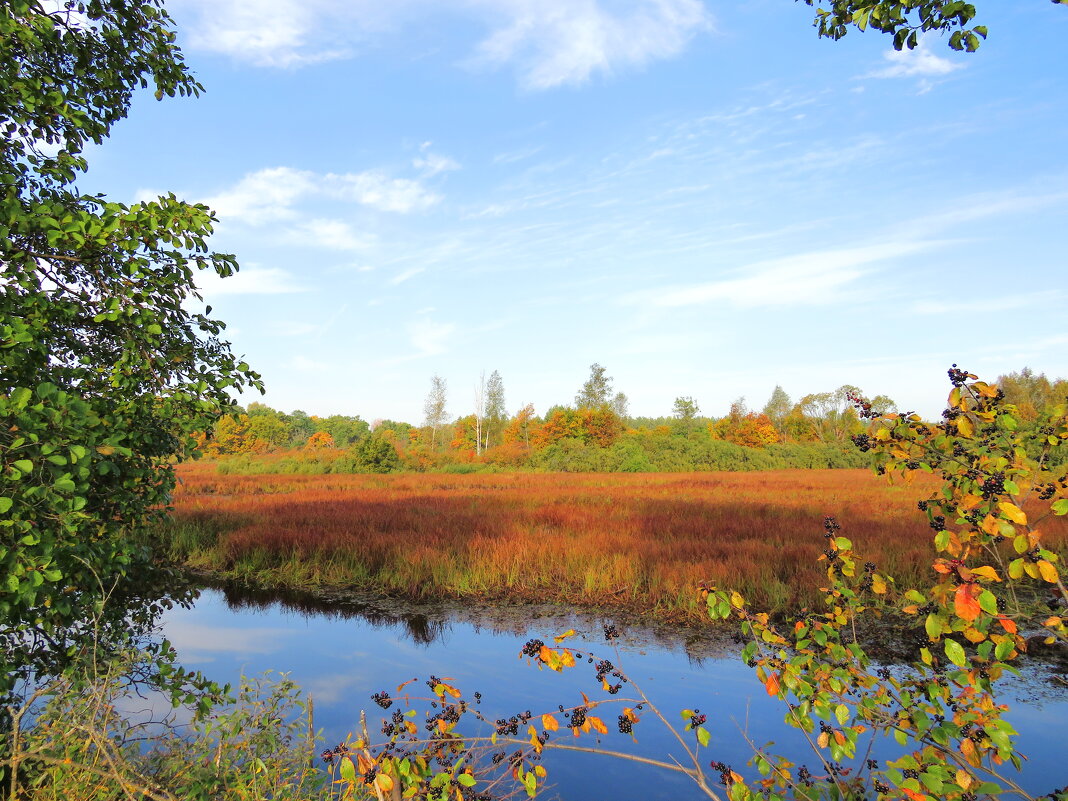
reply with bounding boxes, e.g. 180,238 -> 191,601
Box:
413,151 -> 461,176
283,218 -> 374,251
174,0 -> 359,68
204,166 -> 440,226
197,264 -> 305,296
173,0 -> 711,89
408,318 -> 455,355
390,267 -> 426,285
470,0 -> 712,89
866,39 -> 963,80
623,241 -> 938,309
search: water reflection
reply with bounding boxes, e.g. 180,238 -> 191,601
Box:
199,575 -> 735,663
161,584 -> 1068,801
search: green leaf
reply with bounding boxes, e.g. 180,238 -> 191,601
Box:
13,459 -> 33,474
835,704 -> 849,725
944,639 -> 967,667
0,498 -> 11,514
697,726 -> 710,747
339,756 -> 356,782
458,774 -> 476,788
1052,499 -> 1068,516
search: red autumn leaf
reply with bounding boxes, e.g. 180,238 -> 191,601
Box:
765,673 -> 780,696
955,584 -> 981,622
998,616 -> 1018,634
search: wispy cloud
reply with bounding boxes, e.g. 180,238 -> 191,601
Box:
468,0 -> 712,89
414,142 -> 461,176
174,0 -> 712,89
282,218 -> 375,251
622,241 -> 940,309
911,292 -> 1057,316
864,39 -> 964,92
197,264 -> 306,296
408,317 -> 455,355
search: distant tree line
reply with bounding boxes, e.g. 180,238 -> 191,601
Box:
197,365 -> 1067,475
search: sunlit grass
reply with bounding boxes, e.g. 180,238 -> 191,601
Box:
166,464 -> 1068,619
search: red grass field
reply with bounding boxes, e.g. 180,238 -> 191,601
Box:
168,465 -> 1068,620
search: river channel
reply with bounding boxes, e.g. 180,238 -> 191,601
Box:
159,585 -> 1068,800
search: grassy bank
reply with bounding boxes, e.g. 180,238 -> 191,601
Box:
161,465 -> 1068,621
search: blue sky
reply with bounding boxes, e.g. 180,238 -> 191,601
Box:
86,1 -> 1067,424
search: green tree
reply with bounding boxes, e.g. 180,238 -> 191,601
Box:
672,395 -> 701,436
423,374 -> 449,448
575,362 -> 613,409
484,369 -> 507,449
0,0 -> 260,690
761,385 -> 792,433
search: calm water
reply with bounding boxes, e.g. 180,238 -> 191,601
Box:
159,586 -> 1068,800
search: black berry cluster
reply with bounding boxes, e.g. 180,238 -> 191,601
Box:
371,691 -> 392,709
617,714 -> 633,734
521,639 -> 545,658
948,364 -> 971,386
603,622 -> 619,640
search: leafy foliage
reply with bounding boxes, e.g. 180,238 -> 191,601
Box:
0,0 -> 260,690
800,0 -> 991,52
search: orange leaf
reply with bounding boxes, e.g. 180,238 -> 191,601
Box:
933,561 -> 953,574
998,616 -> 1018,634
954,584 -> 981,622
902,789 -> 927,801
375,774 -> 394,794
357,754 -> 373,773
961,736 -> 981,767
396,678 -> 417,693
541,714 -> 559,732
588,715 -> 608,735
765,673 -> 780,696
816,731 -> 829,749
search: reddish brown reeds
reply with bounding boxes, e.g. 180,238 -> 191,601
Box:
166,465 -> 1068,621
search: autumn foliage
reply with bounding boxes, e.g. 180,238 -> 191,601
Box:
167,465 -> 1067,617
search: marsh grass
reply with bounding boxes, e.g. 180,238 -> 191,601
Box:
163,466 -> 1068,620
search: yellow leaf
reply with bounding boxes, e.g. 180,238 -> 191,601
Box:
542,714 -> 559,732
872,574 -> 887,594
961,737 -> 981,767
957,415 -> 974,438
963,627 -> 986,644
375,774 -> 394,794
959,493 -> 984,511
588,716 -> 608,735
817,731 -> 829,749
970,566 -> 1001,582
998,502 -> 1027,525
1044,616 -> 1063,628
553,629 -> 577,643
729,590 -> 745,609
534,766 -> 547,778
1037,560 -> 1059,583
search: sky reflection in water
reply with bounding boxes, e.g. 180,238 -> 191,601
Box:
159,588 -> 1068,801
